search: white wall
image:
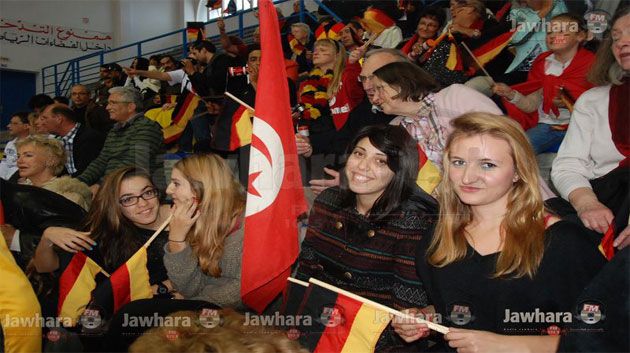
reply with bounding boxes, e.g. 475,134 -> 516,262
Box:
0,0 -> 188,93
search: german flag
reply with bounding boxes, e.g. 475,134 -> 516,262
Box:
164,90 -> 201,145
416,145 -> 441,195
298,280 -> 391,353
186,22 -> 206,42
281,278 -> 309,316
212,92 -> 254,151
361,8 -> 395,35
471,30 -> 515,68
58,252 -> 108,326
599,224 -> 616,261
224,0 -> 237,14
88,247 -> 153,318
315,21 -> 346,41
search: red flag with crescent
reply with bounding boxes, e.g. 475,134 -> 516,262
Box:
241,0 -> 308,313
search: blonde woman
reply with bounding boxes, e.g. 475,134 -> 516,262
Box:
16,135 -> 91,210
392,113 -> 605,352
164,154 -> 245,308
296,38 -> 365,158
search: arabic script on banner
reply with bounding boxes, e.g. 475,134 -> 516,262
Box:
0,18 -> 113,51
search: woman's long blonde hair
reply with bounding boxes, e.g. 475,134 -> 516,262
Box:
173,154 -> 245,277
314,38 -> 347,97
428,113 -> 546,278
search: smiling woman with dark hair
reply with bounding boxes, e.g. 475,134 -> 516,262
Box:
295,124 -> 437,350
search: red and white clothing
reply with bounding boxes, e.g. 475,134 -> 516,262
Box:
329,61 -> 364,130
552,85 -> 627,200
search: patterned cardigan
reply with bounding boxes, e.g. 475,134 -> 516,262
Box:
296,186 -> 437,310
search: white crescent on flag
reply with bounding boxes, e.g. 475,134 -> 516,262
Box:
245,116 -> 284,217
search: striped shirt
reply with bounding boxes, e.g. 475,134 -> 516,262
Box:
60,123 -> 80,175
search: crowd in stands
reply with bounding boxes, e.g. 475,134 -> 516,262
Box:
0,0 -> 628,352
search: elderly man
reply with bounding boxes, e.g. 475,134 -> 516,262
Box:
38,104 -> 104,177
70,84 -> 113,133
77,87 -> 164,190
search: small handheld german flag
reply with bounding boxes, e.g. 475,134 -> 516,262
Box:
599,224 -> 616,261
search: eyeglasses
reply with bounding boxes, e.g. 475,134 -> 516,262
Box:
358,74 -> 374,83
119,188 -> 159,207
107,100 -> 131,105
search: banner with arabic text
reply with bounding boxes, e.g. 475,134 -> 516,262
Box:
1,18 -> 113,51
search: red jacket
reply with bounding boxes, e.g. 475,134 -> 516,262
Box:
329,61 -> 365,130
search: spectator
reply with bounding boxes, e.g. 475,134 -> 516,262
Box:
0,112 -> 30,180
27,94 -> 54,115
493,13 -> 595,154
77,87 -> 164,191
551,6 -> 630,244
399,7 -> 446,64
393,113 -> 604,351
420,0 -> 513,87
371,61 -> 502,193
124,57 -> 160,105
37,104 -> 105,177
70,84 -> 113,133
339,20 -> 365,51
284,23 -> 314,77
295,124 -> 437,351
163,154 -> 245,308
16,135 -> 91,210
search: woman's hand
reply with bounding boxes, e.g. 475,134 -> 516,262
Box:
445,328 -> 516,353
43,226 -> 95,253
296,134 -> 313,157
309,167 -> 340,196
391,308 -> 431,343
169,199 -> 200,242
492,83 -> 515,100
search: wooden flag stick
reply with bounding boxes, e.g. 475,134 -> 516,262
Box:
364,31 -> 380,47
308,278 -> 450,334
143,214 -> 173,248
225,91 -> 255,112
287,277 -> 309,287
460,42 -> 495,85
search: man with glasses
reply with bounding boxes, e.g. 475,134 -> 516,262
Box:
77,87 -> 164,193
70,84 -> 113,133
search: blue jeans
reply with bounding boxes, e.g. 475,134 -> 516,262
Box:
526,123 -> 566,154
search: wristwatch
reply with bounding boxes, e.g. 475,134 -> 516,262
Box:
471,29 -> 481,38
157,282 -> 170,295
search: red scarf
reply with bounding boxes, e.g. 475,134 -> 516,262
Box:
401,34 -> 419,54
609,76 -> 630,167
503,48 -> 595,130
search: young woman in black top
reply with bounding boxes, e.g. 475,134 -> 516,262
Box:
392,113 -> 605,352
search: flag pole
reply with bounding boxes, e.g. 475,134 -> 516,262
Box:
287,276 -> 309,287
308,278 -> 450,334
460,42 -> 495,85
225,91 -> 255,112
143,214 -> 173,248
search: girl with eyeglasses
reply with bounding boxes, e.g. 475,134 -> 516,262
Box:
32,166 -> 177,298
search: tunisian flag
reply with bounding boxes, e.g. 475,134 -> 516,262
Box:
241,0 -> 308,313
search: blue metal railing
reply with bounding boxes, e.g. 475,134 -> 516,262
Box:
41,0 -> 338,97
